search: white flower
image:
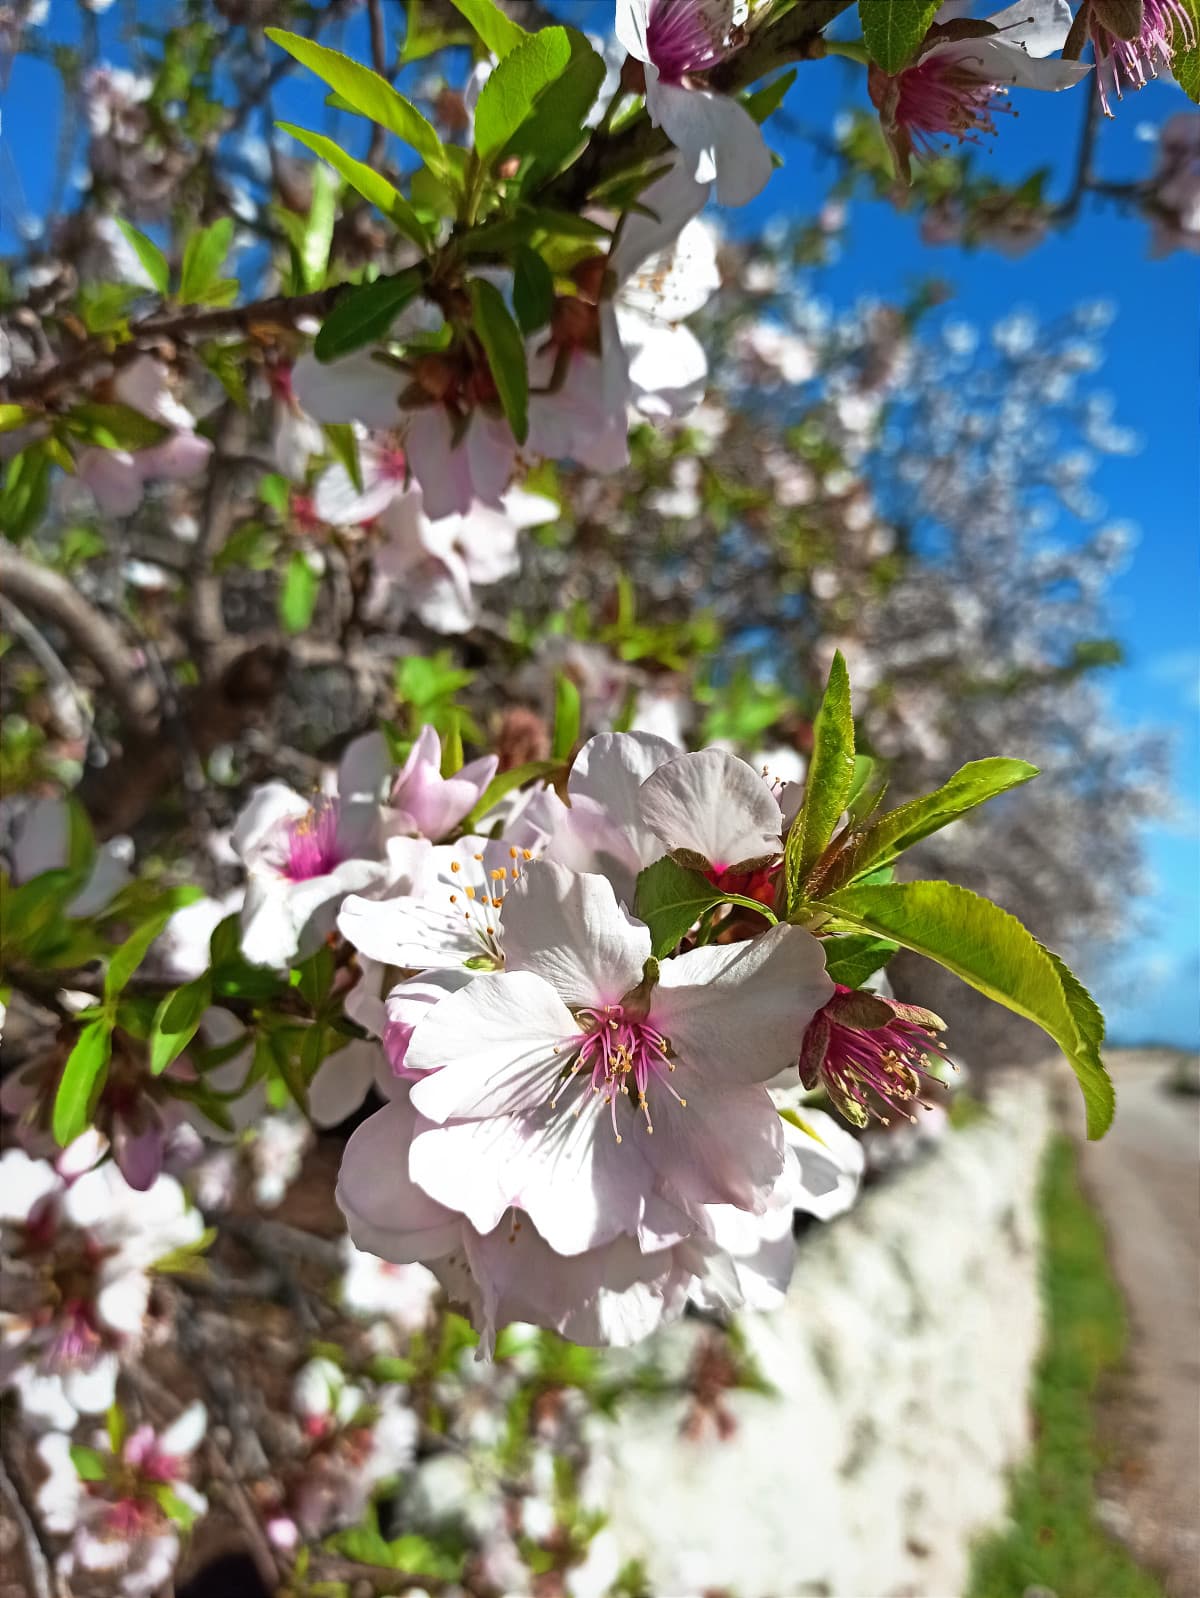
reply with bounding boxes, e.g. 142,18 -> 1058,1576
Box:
616,0 -> 773,206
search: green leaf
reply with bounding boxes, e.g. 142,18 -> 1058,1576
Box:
105,910 -> 173,1001
276,122 -> 431,248
53,1019 -> 113,1146
468,277 -> 528,442
299,161 -> 337,293
552,671 -> 581,761
502,27 -> 605,184
813,880 -> 1114,1138
149,975 -> 212,1075
858,0 -> 942,73
743,68 -> 797,124
214,520 -> 279,573
448,0 -> 528,58
69,1445 -> 108,1482
634,857 -> 775,961
821,932 -> 898,988
151,1484 -> 201,1530
279,550 -> 321,634
512,244 -> 555,333
106,1404 -> 126,1453
264,29 -> 446,172
66,402 -> 170,450
114,218 -> 169,295
0,404 -> 29,433
785,651 -> 855,911
473,26 -> 574,160
462,758 -> 562,831
179,217 -> 234,306
831,757 -> 1039,886
323,421 -> 363,492
313,270 -> 422,362
1171,0 -> 1200,99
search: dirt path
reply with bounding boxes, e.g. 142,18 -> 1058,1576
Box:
1069,1048 -> 1200,1598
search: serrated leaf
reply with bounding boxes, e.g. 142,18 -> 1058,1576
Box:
264,29 -> 446,172
821,932 -> 898,988
1171,0 -> 1200,99
813,880 -> 1114,1138
276,122 -> 431,248
473,25 -> 573,159
448,0 -> 527,58
179,217 -> 234,306
279,550 -> 321,634
468,277 -> 527,442
114,217 -> 169,295
313,270 -> 422,362
785,651 -> 855,911
830,757 -> 1039,887
512,243 -> 555,333
858,0 -> 942,74
149,975 -> 212,1075
53,1019 -> 113,1146
552,671 -> 581,761
634,857 -> 775,960
105,910 -> 173,1001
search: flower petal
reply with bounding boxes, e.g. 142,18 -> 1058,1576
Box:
640,748 -> 783,869
500,861 -> 652,1006
336,1095 -> 463,1262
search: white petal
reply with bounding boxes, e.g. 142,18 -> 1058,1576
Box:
157,1400 -> 207,1457
293,351 -> 401,430
500,862 -> 652,1006
640,748 -> 783,868
336,1095 -> 463,1261
614,0 -> 650,62
313,461 -> 401,525
652,82 -> 773,207
652,923 -> 832,1084
308,1039 -> 381,1127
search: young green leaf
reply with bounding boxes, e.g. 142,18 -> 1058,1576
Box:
461,759 -> 563,832
279,550 -> 322,634
313,270 -> 422,362
502,27 -> 605,183
858,0 -> 942,74
299,161 -> 337,293
264,29 -> 446,173
448,0 -> 528,58
53,1019 -> 113,1146
634,857 -> 776,961
149,975 -> 212,1075
276,122 -> 431,248
743,68 -> 797,124
552,671 -> 581,761
114,218 -> 169,295
829,757 -> 1039,887
813,880 -> 1114,1138
821,932 -> 898,988
468,277 -> 528,442
512,244 -> 555,333
473,26 -> 574,160
179,217 -> 234,306
323,422 -> 364,493
66,402 -> 170,450
785,651 -> 855,911
440,712 -> 465,776
69,1445 -> 109,1482
105,909 -> 174,1002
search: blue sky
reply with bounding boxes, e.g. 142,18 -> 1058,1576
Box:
2,5 -> 1196,1046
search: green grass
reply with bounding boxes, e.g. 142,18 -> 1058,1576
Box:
966,1135 -> 1167,1598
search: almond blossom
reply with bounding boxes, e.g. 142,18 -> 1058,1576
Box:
232,732 -> 396,967
403,861 -> 833,1255
544,730 -> 680,901
869,0 -> 1092,181
615,0 -> 773,206
36,1405 -> 207,1596
0,1150 -> 204,1429
1089,0 -> 1196,114
799,985 -> 950,1128
366,484 -> 559,633
76,357 -> 212,516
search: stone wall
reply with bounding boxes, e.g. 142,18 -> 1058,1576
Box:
598,1072 -> 1053,1598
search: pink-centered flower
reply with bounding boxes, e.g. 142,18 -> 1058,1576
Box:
869,0 -> 1092,181
388,724 -> 498,842
1090,0 -> 1195,114
616,0 -> 773,206
799,985 -> 949,1129
402,861 -> 833,1256
76,357 -> 212,516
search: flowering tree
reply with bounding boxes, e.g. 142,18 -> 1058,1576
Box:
0,0 -> 1195,1591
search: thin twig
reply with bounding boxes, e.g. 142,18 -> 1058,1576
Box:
0,541 -> 159,736
0,1424 -> 60,1598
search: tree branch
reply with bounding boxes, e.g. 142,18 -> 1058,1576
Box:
0,541 -> 160,737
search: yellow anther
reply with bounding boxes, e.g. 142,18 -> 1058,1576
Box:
465,886 -> 475,899
473,852 -> 483,861
449,893 -> 458,904
490,868 -> 506,880
522,849 -> 532,860
509,846 -> 519,858
450,860 -> 461,873
491,897 -> 503,908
